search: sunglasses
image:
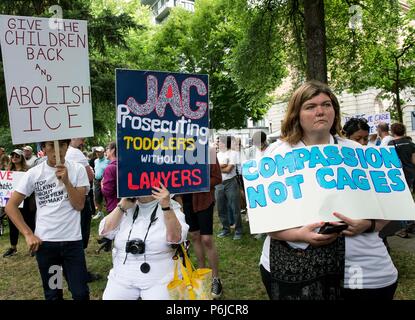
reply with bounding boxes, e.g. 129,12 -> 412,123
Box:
11,154 -> 22,158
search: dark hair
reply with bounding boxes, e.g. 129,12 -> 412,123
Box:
281,80 -> 342,145
391,123 -> 406,137
40,139 -> 71,148
342,118 -> 370,138
218,136 -> 231,150
252,131 -> 267,145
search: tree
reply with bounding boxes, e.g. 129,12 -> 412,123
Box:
231,0 -> 414,122
146,0 -> 285,129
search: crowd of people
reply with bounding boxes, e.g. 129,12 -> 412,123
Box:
1,81 -> 415,300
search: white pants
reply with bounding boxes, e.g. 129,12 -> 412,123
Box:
102,274 -> 171,300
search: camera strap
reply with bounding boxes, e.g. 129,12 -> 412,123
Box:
123,204 -> 159,265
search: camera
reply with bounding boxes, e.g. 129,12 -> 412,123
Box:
125,239 -> 145,254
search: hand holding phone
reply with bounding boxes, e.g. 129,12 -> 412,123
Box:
319,222 -> 348,235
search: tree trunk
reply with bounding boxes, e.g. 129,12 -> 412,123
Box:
395,56 -> 403,123
303,0 -> 328,83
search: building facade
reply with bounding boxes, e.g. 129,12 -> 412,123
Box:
141,0 -> 195,23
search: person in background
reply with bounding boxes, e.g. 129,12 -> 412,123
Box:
99,184 -> 188,300
388,123 -> 415,238
367,133 -> 381,146
342,118 -> 370,146
22,146 -> 37,168
102,141 -> 118,214
92,146 -> 110,220
3,149 -> 36,257
0,154 -> 10,170
377,123 -> 394,146
5,140 -> 90,300
215,136 -> 242,240
65,138 -> 100,282
182,147 -> 223,299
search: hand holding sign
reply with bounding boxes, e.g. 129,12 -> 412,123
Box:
55,164 -> 69,185
151,182 -> 170,208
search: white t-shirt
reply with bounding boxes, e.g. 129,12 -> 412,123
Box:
217,150 -> 239,181
99,199 -> 189,287
380,135 -> 394,146
25,155 -> 37,168
15,160 -> 90,241
259,136 -> 398,289
65,146 -> 89,167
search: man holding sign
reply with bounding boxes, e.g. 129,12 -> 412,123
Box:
6,140 -> 90,300
245,81 -> 409,300
1,13 -> 94,300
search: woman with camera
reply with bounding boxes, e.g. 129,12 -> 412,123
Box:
99,183 -> 189,300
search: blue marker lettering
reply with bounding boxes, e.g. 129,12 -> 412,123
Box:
337,167 -> 357,190
285,174 -> 304,199
388,169 -> 405,191
292,148 -> 310,170
242,160 -> 259,181
351,169 -> 370,190
380,147 -> 402,169
316,168 -> 336,189
323,145 -> 343,166
268,181 -> 288,204
247,185 -> 267,208
309,146 -> 330,168
365,148 -> 383,169
369,171 -> 391,193
341,147 -> 358,167
259,157 -> 276,179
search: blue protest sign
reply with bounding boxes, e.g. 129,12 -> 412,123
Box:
116,69 -> 210,197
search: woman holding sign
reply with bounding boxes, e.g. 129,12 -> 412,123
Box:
259,81 -> 397,300
99,183 -> 188,300
3,149 -> 36,258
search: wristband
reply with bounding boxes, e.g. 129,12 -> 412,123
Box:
364,219 -> 376,233
117,203 -> 127,214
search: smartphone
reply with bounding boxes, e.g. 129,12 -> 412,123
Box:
319,222 -> 348,234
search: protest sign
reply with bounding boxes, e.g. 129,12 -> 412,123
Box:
242,145 -> 415,233
0,15 -> 93,144
343,112 -> 391,134
116,69 -> 210,197
0,171 -> 25,208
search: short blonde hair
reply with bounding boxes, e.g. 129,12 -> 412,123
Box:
281,80 -> 342,145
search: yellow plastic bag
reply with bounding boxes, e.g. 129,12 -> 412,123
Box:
167,244 -> 212,300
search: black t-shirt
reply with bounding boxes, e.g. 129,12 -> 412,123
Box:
388,137 -> 415,185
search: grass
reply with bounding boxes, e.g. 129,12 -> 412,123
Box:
0,213 -> 414,300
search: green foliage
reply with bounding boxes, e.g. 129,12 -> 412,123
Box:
143,0 -> 279,129
231,0 -> 415,122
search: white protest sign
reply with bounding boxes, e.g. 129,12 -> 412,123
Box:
0,15 -> 93,144
343,112 -> 391,134
0,171 -> 25,208
242,145 -> 415,234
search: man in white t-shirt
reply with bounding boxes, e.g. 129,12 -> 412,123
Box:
5,140 -> 90,300
215,136 -> 243,240
22,145 -> 37,168
65,138 -> 100,282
